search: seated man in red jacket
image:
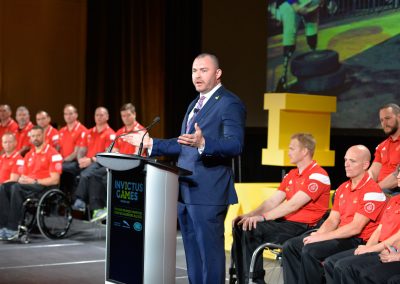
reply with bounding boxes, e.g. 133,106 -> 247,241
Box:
0,104 -> 18,153
72,107 -> 115,222
0,132 -> 24,184
0,126 -> 62,240
231,133 -> 331,283
282,145 -> 388,284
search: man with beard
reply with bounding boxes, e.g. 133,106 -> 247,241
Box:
282,145 -> 387,284
369,103 -> 400,195
0,126 -> 62,240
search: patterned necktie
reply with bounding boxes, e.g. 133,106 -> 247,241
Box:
186,95 -> 206,133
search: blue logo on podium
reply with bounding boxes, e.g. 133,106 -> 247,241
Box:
133,222 -> 142,231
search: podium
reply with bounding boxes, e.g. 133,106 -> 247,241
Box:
96,153 -> 191,284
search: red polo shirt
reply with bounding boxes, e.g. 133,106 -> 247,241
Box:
81,124 -> 115,158
373,136 -> 400,182
333,172 -> 387,241
44,125 -> 60,149
16,121 -> 34,151
379,195 -> 400,242
0,150 -> 24,183
0,119 -> 19,151
114,122 -> 145,154
58,121 -> 88,158
23,144 -> 63,179
279,160 -> 331,226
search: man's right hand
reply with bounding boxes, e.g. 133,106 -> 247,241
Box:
123,131 -> 152,148
236,215 -> 264,231
232,215 -> 244,227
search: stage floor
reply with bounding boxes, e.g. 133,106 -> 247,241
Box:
0,219 -> 281,284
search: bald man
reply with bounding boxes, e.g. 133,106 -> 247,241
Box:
282,145 -> 387,284
72,107 -> 115,222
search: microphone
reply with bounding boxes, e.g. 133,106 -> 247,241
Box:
106,128 -> 145,153
137,116 -> 160,156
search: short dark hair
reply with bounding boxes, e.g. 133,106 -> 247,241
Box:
31,125 -> 44,132
195,53 -> 220,69
380,103 -> 400,115
120,103 -> 136,113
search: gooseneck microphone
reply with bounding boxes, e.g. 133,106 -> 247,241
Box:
106,128 -> 144,153
106,116 -> 161,153
137,116 -> 160,156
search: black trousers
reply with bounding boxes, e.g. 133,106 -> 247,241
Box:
282,232 -> 363,284
74,162 -> 107,210
325,249 -> 400,284
60,161 -> 80,194
0,182 -> 48,230
231,219 -> 309,284
388,274 -> 400,284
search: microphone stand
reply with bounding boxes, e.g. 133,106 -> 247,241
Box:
106,128 -> 145,153
137,117 -> 160,156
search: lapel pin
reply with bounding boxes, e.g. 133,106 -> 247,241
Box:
215,96 -> 220,100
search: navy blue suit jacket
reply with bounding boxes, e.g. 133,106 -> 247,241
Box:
151,85 -> 246,206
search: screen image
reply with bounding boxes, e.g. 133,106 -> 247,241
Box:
267,1 -> 400,129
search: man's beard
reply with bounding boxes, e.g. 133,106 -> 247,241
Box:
384,121 -> 399,136
33,140 -> 43,148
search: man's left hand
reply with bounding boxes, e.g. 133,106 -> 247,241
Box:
380,249 -> 400,263
18,175 -> 36,185
178,123 -> 205,148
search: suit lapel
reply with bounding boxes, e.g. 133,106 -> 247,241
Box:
182,96 -> 199,134
187,86 -> 225,133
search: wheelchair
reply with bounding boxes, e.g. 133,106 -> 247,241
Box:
229,210 -> 331,284
17,188 -> 73,244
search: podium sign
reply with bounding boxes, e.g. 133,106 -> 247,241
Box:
97,153 -> 189,284
107,166 -> 146,283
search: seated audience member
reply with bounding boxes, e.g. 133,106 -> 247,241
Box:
113,103 -> 145,154
0,104 -> 18,153
0,126 -> 62,240
15,106 -> 34,156
282,145 -> 387,284
58,104 -> 88,193
36,110 -> 60,150
84,103 -> 146,222
369,103 -> 400,194
323,169 -> 400,284
0,133 -> 24,184
72,107 -> 115,222
231,133 -> 331,283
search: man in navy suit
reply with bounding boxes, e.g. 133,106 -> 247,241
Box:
127,53 -> 246,283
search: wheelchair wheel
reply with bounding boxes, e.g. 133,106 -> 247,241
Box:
249,243 -> 283,284
21,198 -> 38,233
36,189 -> 73,239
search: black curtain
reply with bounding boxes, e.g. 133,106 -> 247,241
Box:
85,0 -> 202,138
164,1 -> 202,137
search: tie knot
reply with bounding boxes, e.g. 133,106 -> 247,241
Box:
197,95 -> 206,108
